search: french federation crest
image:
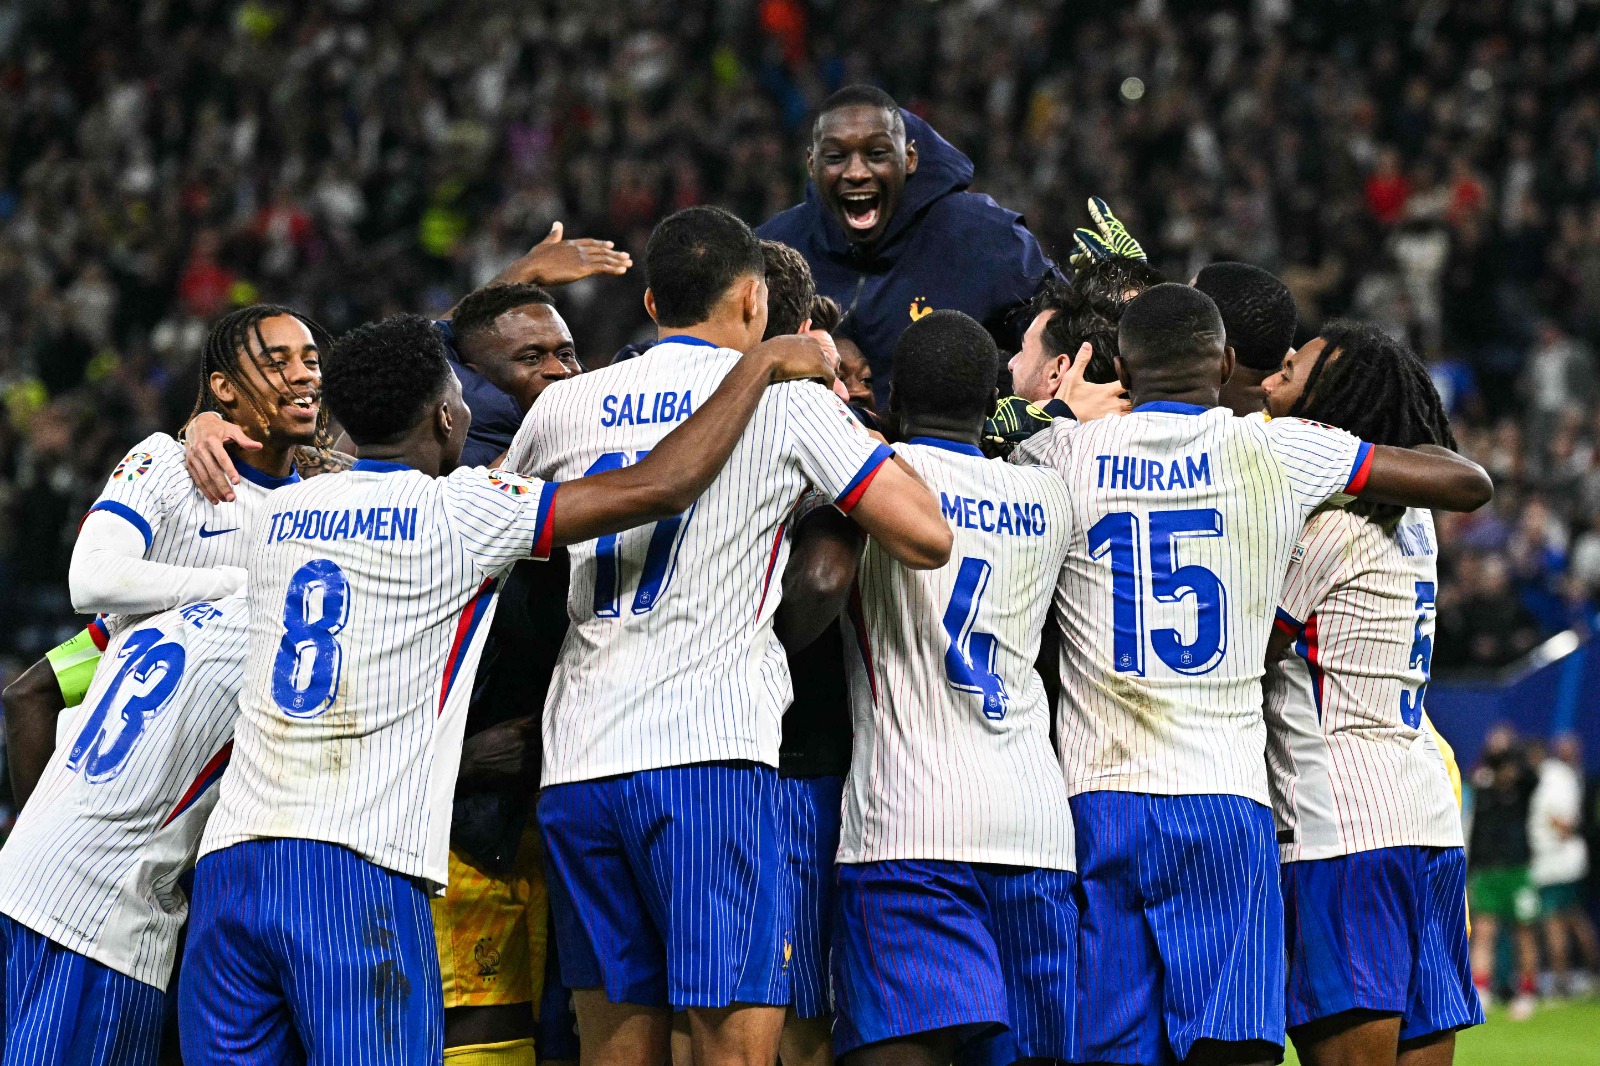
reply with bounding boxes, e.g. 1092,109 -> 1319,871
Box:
487,470 -> 531,496
112,451 -> 154,481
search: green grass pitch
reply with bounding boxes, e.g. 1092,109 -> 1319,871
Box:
1282,999 -> 1600,1065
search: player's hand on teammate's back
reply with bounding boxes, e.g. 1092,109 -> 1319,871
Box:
181,410 -> 259,504
1056,342 -> 1131,421
457,716 -> 539,789
489,221 -> 633,288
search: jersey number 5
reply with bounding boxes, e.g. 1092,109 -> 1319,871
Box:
68,627 -> 187,782
1087,508 -> 1228,676
272,558 -> 350,718
584,451 -> 695,617
941,556 -> 1009,720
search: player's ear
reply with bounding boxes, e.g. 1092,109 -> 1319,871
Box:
435,399 -> 454,442
209,370 -> 236,411
643,288 -> 660,326
1220,345 -> 1237,387
1048,353 -> 1067,387
1114,355 -> 1132,394
904,140 -> 918,176
887,382 -> 900,416
988,387 -> 1000,419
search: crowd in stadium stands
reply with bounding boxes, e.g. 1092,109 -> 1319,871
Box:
2,6 -> 1600,650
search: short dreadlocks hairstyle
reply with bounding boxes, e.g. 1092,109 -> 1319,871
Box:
323,314 -> 455,445
761,239 -> 817,339
188,304 -> 332,447
451,284 -> 557,353
1037,258 -> 1166,383
1289,320 -> 1457,524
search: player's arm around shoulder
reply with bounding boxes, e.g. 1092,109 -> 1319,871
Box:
1358,442 -> 1492,512
544,333 -> 838,545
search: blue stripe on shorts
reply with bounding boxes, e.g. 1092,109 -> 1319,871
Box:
830,859 -> 1078,1060
1071,791 -> 1285,1064
1283,845 -> 1483,1041
177,839 -> 442,1065
539,761 -> 785,1010
779,774 -> 842,1019
0,915 -> 166,1066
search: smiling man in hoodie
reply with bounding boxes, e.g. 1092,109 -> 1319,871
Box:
759,85 -> 1060,409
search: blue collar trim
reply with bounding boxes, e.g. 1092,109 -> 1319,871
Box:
907,436 -> 984,456
236,460 -> 302,489
351,458 -> 415,474
656,334 -> 721,349
1134,401 -> 1210,416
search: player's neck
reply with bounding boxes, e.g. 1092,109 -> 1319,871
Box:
656,321 -> 752,353
353,434 -> 444,477
898,414 -> 982,448
239,439 -> 297,480
1127,387 -> 1218,411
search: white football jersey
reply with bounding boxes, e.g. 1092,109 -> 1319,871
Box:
1264,507 -> 1462,861
198,461 -> 557,888
1013,404 -> 1372,802
86,432 -> 299,631
504,337 -> 891,785
0,595 -> 248,990
839,440 -> 1076,869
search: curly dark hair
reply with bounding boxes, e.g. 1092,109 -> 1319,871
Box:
451,283 -> 557,353
761,239 -> 817,338
808,294 -> 843,334
189,304 -> 333,448
1040,258 -> 1166,382
323,314 -> 455,445
1290,319 -> 1457,523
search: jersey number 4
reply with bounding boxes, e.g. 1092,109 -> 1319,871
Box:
272,559 -> 349,718
1088,508 -> 1228,676
941,556 -> 1009,720
584,451 -> 695,617
68,627 -> 187,782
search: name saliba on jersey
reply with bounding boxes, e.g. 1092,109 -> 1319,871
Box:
600,390 -> 695,427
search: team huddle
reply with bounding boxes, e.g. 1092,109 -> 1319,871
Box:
0,88 -> 1499,1066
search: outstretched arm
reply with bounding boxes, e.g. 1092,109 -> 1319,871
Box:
844,456 -> 953,571
547,335 -> 834,546
775,506 -> 865,654
1358,443 -> 1493,512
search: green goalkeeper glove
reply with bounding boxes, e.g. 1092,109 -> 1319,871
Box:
1070,197 -> 1147,268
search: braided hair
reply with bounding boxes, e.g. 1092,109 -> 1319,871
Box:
1288,319 -> 1456,524
188,304 -> 333,450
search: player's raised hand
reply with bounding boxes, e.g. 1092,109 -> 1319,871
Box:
182,411 -> 261,504
1056,342 -> 1131,421
491,221 -> 633,288
457,715 -> 539,788
751,332 -> 838,387
1070,196 -> 1147,269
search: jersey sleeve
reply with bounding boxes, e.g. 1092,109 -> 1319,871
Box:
442,466 -> 561,577
501,402 -> 542,477
85,433 -> 192,550
1261,417 -> 1373,514
784,383 -> 894,514
1007,418 -> 1075,470
1274,511 -> 1351,635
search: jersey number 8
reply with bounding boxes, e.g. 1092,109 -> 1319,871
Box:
272,558 -> 350,718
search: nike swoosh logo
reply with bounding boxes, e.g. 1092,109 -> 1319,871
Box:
198,525 -> 240,538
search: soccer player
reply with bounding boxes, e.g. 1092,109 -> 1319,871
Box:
834,310 -> 1078,1066
506,205 -> 951,1066
1013,284 -> 1491,1066
177,312 -> 835,1064
759,86 -> 1058,405
1259,322 -> 1483,1066
2,305 -> 327,809
0,594 -> 249,1066
1192,262 -> 1299,419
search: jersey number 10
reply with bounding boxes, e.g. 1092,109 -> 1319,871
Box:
1088,508 -> 1229,676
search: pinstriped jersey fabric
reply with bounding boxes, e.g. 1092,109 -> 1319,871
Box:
839,441 -> 1076,869
1264,507 -> 1462,861
505,340 -> 891,784
1013,406 -> 1369,802
0,595 -> 248,990
85,432 -> 297,633
198,463 -> 556,889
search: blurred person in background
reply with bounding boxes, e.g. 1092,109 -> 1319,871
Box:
1468,724 -> 1542,1019
759,86 -> 1058,406
1530,733 -> 1600,998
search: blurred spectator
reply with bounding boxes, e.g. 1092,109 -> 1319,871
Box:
1468,724 -> 1542,1018
1530,733 -> 1599,997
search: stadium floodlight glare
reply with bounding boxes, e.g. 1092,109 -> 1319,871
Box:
1120,76 -> 1146,101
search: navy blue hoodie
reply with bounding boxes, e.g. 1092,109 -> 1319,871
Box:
758,111 -> 1059,407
